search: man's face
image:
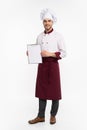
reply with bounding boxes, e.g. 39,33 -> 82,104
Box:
43,19 -> 53,31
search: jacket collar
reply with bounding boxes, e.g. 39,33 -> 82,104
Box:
44,28 -> 53,34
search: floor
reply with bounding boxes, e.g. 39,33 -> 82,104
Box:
1,94 -> 86,130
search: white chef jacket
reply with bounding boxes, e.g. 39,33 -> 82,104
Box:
36,29 -> 66,59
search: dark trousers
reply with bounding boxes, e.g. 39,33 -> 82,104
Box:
38,99 -> 59,118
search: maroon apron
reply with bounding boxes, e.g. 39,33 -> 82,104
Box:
35,57 -> 62,100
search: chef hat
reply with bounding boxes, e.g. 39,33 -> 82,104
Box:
40,8 -> 57,23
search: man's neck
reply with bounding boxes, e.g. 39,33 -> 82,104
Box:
44,28 -> 53,34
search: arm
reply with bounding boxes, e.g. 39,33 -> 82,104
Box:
41,34 -> 66,59
41,51 -> 61,59
55,34 -> 67,60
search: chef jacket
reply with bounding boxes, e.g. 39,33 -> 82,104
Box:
36,29 -> 66,59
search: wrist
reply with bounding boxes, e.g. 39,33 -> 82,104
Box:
50,52 -> 56,57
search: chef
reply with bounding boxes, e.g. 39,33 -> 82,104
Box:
27,8 -> 66,124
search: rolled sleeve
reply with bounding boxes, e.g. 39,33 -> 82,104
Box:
54,52 -> 62,60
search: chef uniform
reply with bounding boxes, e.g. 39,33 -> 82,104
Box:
35,9 -> 66,118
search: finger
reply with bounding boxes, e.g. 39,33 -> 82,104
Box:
26,51 -> 28,56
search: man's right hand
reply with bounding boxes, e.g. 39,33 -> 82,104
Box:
26,51 -> 29,56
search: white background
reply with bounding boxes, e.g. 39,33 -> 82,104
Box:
0,0 -> 87,130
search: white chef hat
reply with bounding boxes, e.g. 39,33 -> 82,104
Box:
40,8 -> 57,23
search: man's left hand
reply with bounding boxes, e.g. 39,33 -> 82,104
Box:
41,50 -> 51,57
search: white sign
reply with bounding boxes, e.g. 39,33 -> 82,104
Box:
27,44 -> 42,64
